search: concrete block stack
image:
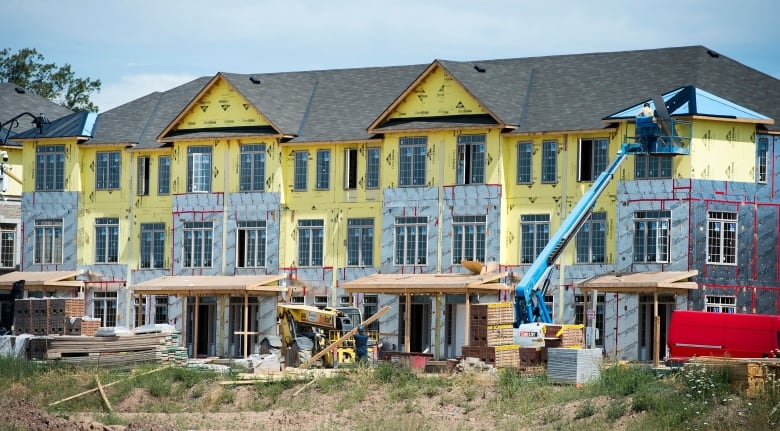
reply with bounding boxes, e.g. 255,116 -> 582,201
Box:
461,303 -> 520,368
13,298 -> 87,336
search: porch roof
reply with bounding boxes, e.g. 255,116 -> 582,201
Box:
576,270 -> 699,294
0,270 -> 85,290
132,275 -> 288,296
341,272 -> 511,294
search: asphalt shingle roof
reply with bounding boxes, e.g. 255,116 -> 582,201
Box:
89,45 -> 780,148
0,83 -> 73,143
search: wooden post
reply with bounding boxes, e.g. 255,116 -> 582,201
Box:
653,290 -> 660,368
194,296 -> 200,358
243,293 -> 249,359
404,292 -> 411,353
464,289 -> 470,348
434,293 -> 441,360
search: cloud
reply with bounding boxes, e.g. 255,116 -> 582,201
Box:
92,73 -> 198,112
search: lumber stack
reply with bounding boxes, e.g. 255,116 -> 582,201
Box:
462,303 -> 521,368
42,331 -> 189,367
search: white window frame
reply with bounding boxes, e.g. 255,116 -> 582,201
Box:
706,211 -> 737,265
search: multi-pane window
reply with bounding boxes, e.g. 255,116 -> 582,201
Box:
634,155 -> 673,179
452,215 -> 486,263
316,150 -> 330,190
366,147 -> 380,189
578,139 -> 608,182
237,220 -> 266,268
516,142 -> 533,184
140,223 -> 166,269
456,134 -> 485,185
158,155 -> 171,195
633,211 -> 671,263
35,145 -> 66,191
96,151 -> 121,190
394,216 -> 427,265
757,137 -> 768,183
541,141 -> 557,183
344,148 -> 358,190
239,144 -> 266,192
399,137 -> 426,187
95,217 -> 119,263
93,291 -> 117,327
34,219 -> 63,264
520,214 -> 550,264
187,146 -> 212,193
137,156 -> 150,195
347,218 -> 373,266
298,219 -> 324,267
154,296 -> 169,324
705,295 -> 736,313
707,211 -> 737,265
0,223 -> 15,268
134,297 -> 147,327
363,295 -> 379,332
576,212 -> 606,263
294,151 -> 308,191
183,221 -> 213,268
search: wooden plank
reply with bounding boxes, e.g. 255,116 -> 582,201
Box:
95,375 -> 113,412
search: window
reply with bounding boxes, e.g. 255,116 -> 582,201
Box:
394,216 -> 427,265
314,296 -> 328,307
154,296 -> 169,324
634,155 -> 673,179
520,214 -> 550,264
96,151 -> 121,190
452,215 -> 486,263
707,211 -> 737,265
294,151 -> 308,191
0,223 -> 15,268
290,296 -> 305,304
95,217 -> 119,263
399,137 -> 426,186
134,297 -> 147,327
575,294 -> 605,346
298,219 -> 324,267
541,141 -> 557,183
516,142 -> 532,184
237,220 -> 266,268
344,148 -> 358,190
140,223 -> 166,269
578,139 -> 608,182
137,156 -> 150,195
35,145 -> 66,191
366,147 -> 380,189
158,155 -> 171,195
705,295 -> 736,313
34,219 -> 63,264
576,212 -> 606,263
93,291 -> 117,327
239,144 -> 266,192
187,146 -> 212,192
633,211 -> 670,263
183,221 -> 213,268
456,134 -> 485,185
363,295 -> 379,332
758,137 -> 768,183
347,218 -> 374,266
316,150 -> 330,190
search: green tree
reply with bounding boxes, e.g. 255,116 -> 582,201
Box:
0,47 -> 101,112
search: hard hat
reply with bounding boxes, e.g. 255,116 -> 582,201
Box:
358,325 -> 365,332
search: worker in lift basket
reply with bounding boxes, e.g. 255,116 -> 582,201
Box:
354,325 -> 370,364
637,102 -> 653,117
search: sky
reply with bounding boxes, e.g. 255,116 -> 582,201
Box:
3,0 -> 779,113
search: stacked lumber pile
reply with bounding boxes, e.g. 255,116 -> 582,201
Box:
461,303 -> 520,368
689,356 -> 780,397
14,298 -> 90,336
42,332 -> 189,367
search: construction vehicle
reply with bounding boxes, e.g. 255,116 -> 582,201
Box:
259,303 -> 377,367
513,92 -> 690,346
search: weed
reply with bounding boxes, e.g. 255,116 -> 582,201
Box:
574,400 -> 596,419
605,400 -> 626,421
593,363 -> 655,396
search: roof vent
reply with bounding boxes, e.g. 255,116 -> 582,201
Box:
249,75 -> 261,84
474,64 -> 486,73
707,49 -> 720,58
14,86 -> 25,94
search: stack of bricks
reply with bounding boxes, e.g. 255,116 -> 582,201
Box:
13,298 -> 87,336
461,302 -> 520,368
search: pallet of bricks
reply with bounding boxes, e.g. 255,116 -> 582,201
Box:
540,324 -> 585,363
461,302 -> 520,368
13,298 -> 91,336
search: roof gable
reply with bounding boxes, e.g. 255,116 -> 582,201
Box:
158,74 -> 280,141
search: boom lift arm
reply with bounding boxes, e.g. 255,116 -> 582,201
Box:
513,142 -> 645,327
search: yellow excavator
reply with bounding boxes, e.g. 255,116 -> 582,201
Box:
259,304 -> 377,367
